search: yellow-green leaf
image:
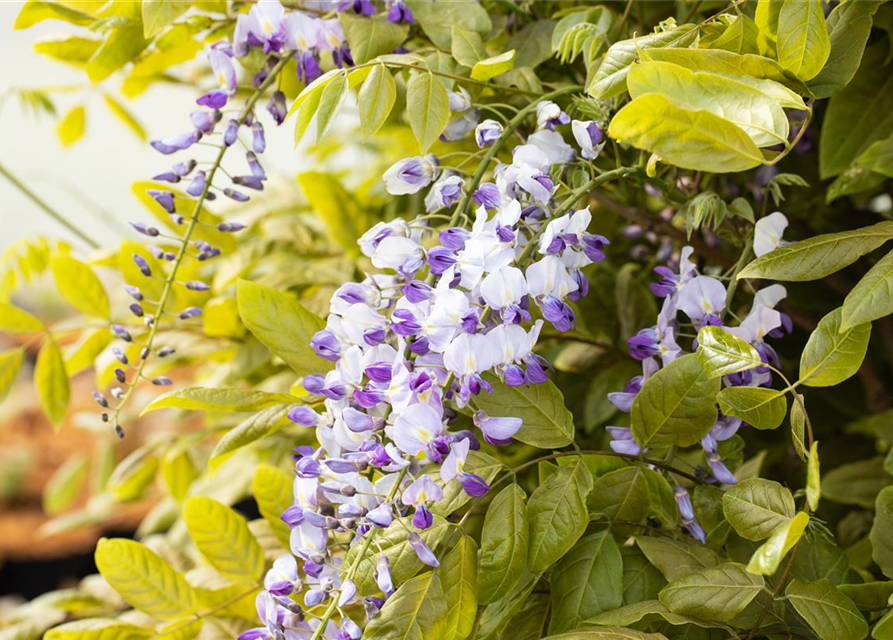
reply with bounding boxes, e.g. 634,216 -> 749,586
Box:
35,336 -> 69,427
103,94 -> 147,141
799,308 -> 871,388
42,453 -> 88,515
66,329 -> 111,375
297,171 -> 367,256
51,254 -> 110,318
471,50 -> 516,81
45,618 -> 153,640
717,386 -> 787,430
363,572 -> 448,640
183,496 -> 265,583
440,537 -> 478,640
746,511 -> 809,575
143,387 -> 296,414
776,0 -> 831,81
0,348 -> 24,404
807,442 -> 821,511
0,301 -> 43,334
14,1 -> 94,29
314,69 -> 348,142
95,538 -> 197,619
33,36 -> 100,67
142,0 -> 192,38
608,93 -> 764,173
57,105 -> 86,147
253,464 -> 293,548
358,63 -> 397,141
161,446 -> 196,503
406,72 -> 450,153
236,279 -> 330,377
108,448 -> 159,502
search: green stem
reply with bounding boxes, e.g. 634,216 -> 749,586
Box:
0,161 -> 100,249
110,54 -> 292,431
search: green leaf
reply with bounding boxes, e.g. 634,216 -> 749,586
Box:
0,349 -> 24,404
0,301 -> 42,333
819,43 -> 893,179
340,13 -> 408,65
874,609 -> 893,640
297,172 -> 367,256
253,464 -> 293,548
183,496 -> 265,583
636,537 -> 721,582
627,61 -> 789,148
363,571 -> 448,640
619,546 -> 666,605
827,164 -> 887,203
50,255 -> 109,319
583,600 -> 730,632
406,0 -> 491,50
527,458 -> 592,572
550,532 -> 623,634
823,457 -> 890,508
103,94 -> 147,141
776,0 -> 830,81
471,50 -> 516,81
859,133 -> 893,178
842,247 -> 893,330
738,221 -> 893,281
44,619 -> 153,640
95,538 -> 196,619
346,516 -> 451,595
659,562 -> 765,622
786,578 -> 869,640
314,70 -> 348,141
143,387 -> 296,414
57,105 -> 86,147
808,1 -> 883,98
723,478 -> 796,541
608,93 -> 764,173
474,374 -> 574,448
406,72 -> 450,153
14,1 -> 93,30
696,326 -> 764,378
839,581 -> 893,611
507,19 -> 555,68
440,537 -> 477,640
747,511 -> 809,575
358,64 -> 397,140
35,337 -> 69,427
717,386 -> 787,430
66,328 -> 111,376
211,407 -> 294,467
587,24 -> 699,99
872,486 -> 893,579
479,483 -> 528,605
42,454 -> 88,515
538,628 -> 671,640
800,308 -> 871,387
236,279 -> 330,377
755,0 -> 782,56
807,442 -> 821,511
141,0 -> 191,38
630,354 -> 720,448
451,25 -> 486,67
588,466 -> 650,524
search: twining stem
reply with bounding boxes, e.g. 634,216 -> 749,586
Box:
110,54 -> 292,431
308,466 -> 410,640
0,161 -> 100,249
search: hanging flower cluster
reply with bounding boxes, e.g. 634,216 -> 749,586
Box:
93,1 -> 351,437
606,213 -> 792,543
240,102 -> 610,639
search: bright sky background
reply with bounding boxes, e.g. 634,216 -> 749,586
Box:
0,4 -> 312,253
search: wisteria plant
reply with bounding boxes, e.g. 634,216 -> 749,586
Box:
3,1 -> 893,640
